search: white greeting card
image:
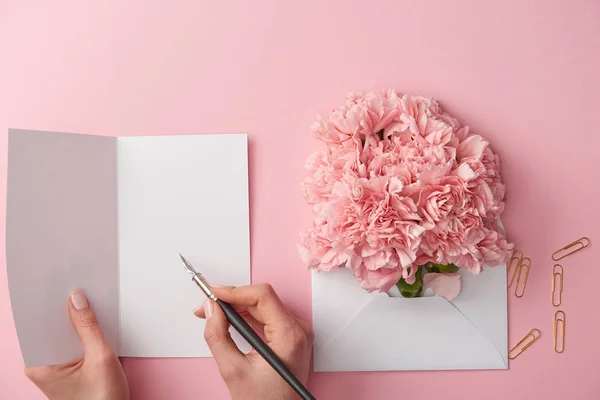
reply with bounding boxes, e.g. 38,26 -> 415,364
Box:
6,129 -> 251,366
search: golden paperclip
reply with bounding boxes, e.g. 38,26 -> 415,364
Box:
554,311 -> 565,353
507,250 -> 523,289
552,237 -> 590,261
552,264 -> 563,307
509,328 -> 541,360
514,257 -> 531,298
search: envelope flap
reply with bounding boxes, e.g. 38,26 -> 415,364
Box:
312,266 -> 508,372
312,269 -> 379,347
315,294 -> 507,371
451,265 -> 508,365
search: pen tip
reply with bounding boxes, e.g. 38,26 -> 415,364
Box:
179,253 -> 196,274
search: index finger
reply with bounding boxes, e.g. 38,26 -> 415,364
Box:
211,283 -> 293,328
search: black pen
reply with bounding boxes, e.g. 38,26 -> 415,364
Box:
179,254 -> 316,400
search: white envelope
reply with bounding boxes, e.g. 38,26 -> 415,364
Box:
312,264 -> 508,371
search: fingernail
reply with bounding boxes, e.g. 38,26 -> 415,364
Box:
203,299 -> 213,319
211,284 -> 224,289
70,290 -> 89,311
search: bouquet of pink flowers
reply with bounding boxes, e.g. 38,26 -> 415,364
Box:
299,90 -> 513,301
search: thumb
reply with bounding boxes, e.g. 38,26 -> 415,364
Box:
201,299 -> 249,380
68,290 -> 109,358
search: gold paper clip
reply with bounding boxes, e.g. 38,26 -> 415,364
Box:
552,264 -> 563,307
507,250 -> 523,288
554,311 -> 565,353
509,328 -> 541,360
514,257 -> 531,298
552,237 -> 590,261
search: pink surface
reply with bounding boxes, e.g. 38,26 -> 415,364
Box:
1,1 -> 599,399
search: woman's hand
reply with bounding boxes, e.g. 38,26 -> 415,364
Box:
25,291 -> 129,400
195,284 -> 314,400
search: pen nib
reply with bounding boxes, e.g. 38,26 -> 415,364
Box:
179,253 -> 196,275
178,253 -> 215,299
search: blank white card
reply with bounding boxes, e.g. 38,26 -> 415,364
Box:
7,129 -> 251,366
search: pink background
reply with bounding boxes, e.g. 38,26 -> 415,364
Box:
1,1 -> 599,399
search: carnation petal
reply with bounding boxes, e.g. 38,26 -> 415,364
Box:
396,248 -> 417,268
457,135 -> 488,161
346,254 -> 363,270
454,163 -> 477,181
321,248 -> 348,270
423,272 -> 462,301
297,244 -> 317,269
353,266 -> 402,292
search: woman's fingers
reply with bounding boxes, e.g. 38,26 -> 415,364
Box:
194,299 -> 250,318
202,299 -> 249,380
194,305 -> 265,333
293,317 -> 315,343
67,290 -> 113,360
211,284 -> 294,329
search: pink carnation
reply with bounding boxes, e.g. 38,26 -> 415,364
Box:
299,90 -> 512,294
477,223 -> 514,266
301,146 -> 359,204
